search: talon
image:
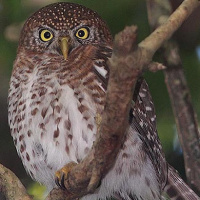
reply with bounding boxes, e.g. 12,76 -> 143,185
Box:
55,176 -> 61,188
61,173 -> 66,190
97,179 -> 102,189
55,161 -> 77,190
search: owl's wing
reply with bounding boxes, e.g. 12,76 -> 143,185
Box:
93,47 -> 167,187
130,78 -> 167,189
93,45 -> 112,90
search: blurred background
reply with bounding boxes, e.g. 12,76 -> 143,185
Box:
0,0 -> 200,199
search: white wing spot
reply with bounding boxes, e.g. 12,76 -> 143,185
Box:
139,120 -> 144,127
151,117 -> 155,122
94,65 -> 107,78
139,92 -> 145,98
146,106 -> 152,111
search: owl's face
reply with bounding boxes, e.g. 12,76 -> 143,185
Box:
18,2 -> 112,59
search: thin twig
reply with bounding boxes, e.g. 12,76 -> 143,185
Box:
139,0 -> 200,60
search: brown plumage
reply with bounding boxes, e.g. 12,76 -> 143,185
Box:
8,2 -> 199,200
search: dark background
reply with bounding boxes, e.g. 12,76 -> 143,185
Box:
0,0 -> 200,199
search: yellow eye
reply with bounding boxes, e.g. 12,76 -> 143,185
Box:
39,29 -> 53,42
75,28 -> 89,39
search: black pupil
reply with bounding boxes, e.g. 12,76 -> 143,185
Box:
44,31 -> 51,39
78,30 -> 85,37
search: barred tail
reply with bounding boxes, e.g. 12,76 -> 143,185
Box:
164,165 -> 200,200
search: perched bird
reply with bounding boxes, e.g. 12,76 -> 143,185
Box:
8,2 -> 199,200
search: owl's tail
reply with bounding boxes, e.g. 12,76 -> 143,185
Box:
163,164 -> 200,200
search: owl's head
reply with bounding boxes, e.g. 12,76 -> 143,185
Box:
18,2 -> 112,59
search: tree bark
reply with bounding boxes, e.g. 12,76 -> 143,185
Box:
146,0 -> 200,194
0,164 -> 32,200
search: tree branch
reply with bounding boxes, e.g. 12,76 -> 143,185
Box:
146,0 -> 200,194
139,0 -> 200,60
0,164 -> 32,200
164,43 -> 200,193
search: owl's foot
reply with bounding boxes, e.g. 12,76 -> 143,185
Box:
55,161 -> 77,190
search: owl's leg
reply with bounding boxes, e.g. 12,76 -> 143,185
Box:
55,161 -> 77,190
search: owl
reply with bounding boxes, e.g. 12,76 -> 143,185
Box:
8,2 -> 199,200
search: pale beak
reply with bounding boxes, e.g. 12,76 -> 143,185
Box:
60,36 -> 70,60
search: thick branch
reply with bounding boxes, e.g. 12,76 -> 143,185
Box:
0,164 -> 32,200
146,0 -> 200,194
164,45 -> 200,193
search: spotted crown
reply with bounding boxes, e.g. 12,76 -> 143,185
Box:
18,2 -> 112,51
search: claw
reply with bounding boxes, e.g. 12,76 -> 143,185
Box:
55,161 -> 77,190
60,173 -> 66,190
97,179 -> 102,188
55,177 -> 61,188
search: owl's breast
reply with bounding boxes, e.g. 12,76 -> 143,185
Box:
8,61 -> 101,184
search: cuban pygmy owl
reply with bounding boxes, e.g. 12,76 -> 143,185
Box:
8,2 -> 199,200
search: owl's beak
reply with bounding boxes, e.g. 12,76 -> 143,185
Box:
60,36 -> 70,60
